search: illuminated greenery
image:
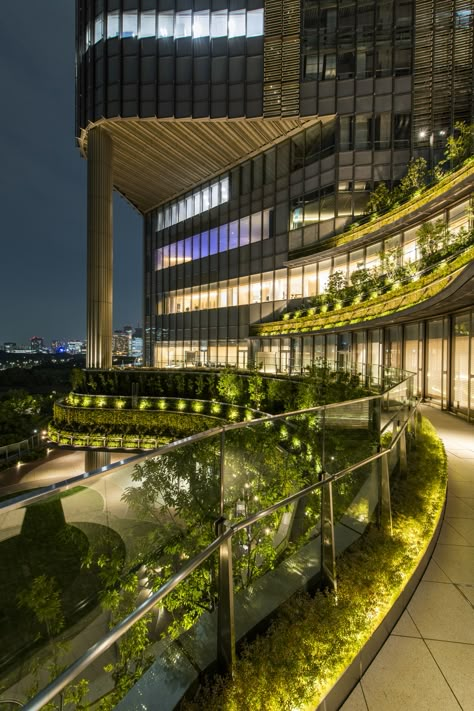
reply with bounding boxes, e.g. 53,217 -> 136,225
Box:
310,159 -> 474,254
183,417 -> 447,711
255,244 -> 474,337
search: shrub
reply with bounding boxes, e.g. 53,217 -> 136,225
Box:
183,417 -> 447,711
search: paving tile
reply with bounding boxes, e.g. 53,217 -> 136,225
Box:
427,640 -> 474,711
391,610 -> 420,638
407,581 -> 474,643
422,558 -> 451,583
448,481 -> 474,499
457,584 -> 474,606
446,518 -> 474,545
438,521 -> 471,546
360,637 -> 460,711
339,682 -> 368,711
433,545 -> 474,586
446,449 -> 474,459
445,497 -> 474,519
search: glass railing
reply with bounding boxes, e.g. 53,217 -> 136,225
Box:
0,367 -> 417,711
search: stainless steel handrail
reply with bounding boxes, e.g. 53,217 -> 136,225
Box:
22,396 -> 418,711
0,373 -> 413,515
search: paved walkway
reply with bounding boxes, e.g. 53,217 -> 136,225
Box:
340,405 -> 474,711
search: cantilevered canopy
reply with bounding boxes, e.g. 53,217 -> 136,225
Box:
79,116 -> 320,214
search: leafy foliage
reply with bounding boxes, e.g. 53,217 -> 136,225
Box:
365,181 -> 393,215
182,417 -> 447,711
444,121 -> 474,167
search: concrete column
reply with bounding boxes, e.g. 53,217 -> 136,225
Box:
86,127 -> 113,369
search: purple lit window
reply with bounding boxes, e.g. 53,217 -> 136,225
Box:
209,228 -> 219,256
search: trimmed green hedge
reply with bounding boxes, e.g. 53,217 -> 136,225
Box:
48,410 -> 220,449
255,245 -> 474,337
309,159 -> 474,254
183,416 -> 447,711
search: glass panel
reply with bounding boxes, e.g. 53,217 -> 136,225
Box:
452,314 -> 470,413
122,11 -> 138,38
240,217 -> 250,247
219,224 -> 228,253
107,11 -> 120,38
211,11 -> 228,38
140,11 -> 156,38
158,12 -> 174,38
229,220 -> 239,250
246,9 -> 264,37
209,228 -> 219,256
211,182 -> 220,207
175,11 -> 192,38
229,11 -> 246,37
250,212 -> 261,243
193,10 -> 210,38
426,320 -> 443,402
224,419 -> 318,644
94,14 -> 104,43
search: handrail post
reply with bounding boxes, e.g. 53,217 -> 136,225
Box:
378,449 -> 393,536
400,426 -> 408,477
320,471 -> 337,593
219,430 -> 225,517
216,517 -> 236,675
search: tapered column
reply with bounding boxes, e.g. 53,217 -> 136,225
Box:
86,127 -> 113,369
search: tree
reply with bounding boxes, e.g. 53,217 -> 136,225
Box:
325,271 -> 348,303
365,182 -> 393,215
121,428 -> 305,633
350,268 -> 378,296
247,372 -> 265,410
396,157 -> 427,200
217,368 -> 243,404
444,121 -> 474,167
416,219 -> 451,266
18,575 -> 64,640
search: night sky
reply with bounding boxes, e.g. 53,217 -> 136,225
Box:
0,2 -> 142,347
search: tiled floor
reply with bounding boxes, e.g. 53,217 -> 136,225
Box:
340,405 -> 474,711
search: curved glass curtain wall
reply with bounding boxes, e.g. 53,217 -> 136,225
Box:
0,366 -> 414,710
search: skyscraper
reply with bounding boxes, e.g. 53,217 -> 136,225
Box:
76,0 -> 474,418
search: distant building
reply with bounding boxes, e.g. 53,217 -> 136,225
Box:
131,336 -> 143,359
112,332 -> 130,356
51,340 -> 67,353
66,341 -> 85,354
3,343 -> 16,353
30,336 -> 44,352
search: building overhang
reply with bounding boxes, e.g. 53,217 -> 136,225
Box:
78,116 -> 322,214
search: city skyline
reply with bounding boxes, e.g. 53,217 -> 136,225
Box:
0,1 -> 142,346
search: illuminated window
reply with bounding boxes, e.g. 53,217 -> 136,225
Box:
193,11 -> 210,37
107,12 -> 120,38
140,11 -> 156,38
91,9 -> 264,47
155,208 -> 272,270
175,11 -> 192,38
247,9 -> 264,37
211,11 -> 228,37
94,14 -> 104,43
229,11 -> 246,37
158,12 -> 173,38
122,11 -> 137,38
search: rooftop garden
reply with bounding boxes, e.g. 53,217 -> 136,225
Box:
255,237 -> 474,337
49,365 -> 372,451
306,121 -> 474,255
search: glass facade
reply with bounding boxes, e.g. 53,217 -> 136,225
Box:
250,309 -> 474,421
76,0 -> 474,421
